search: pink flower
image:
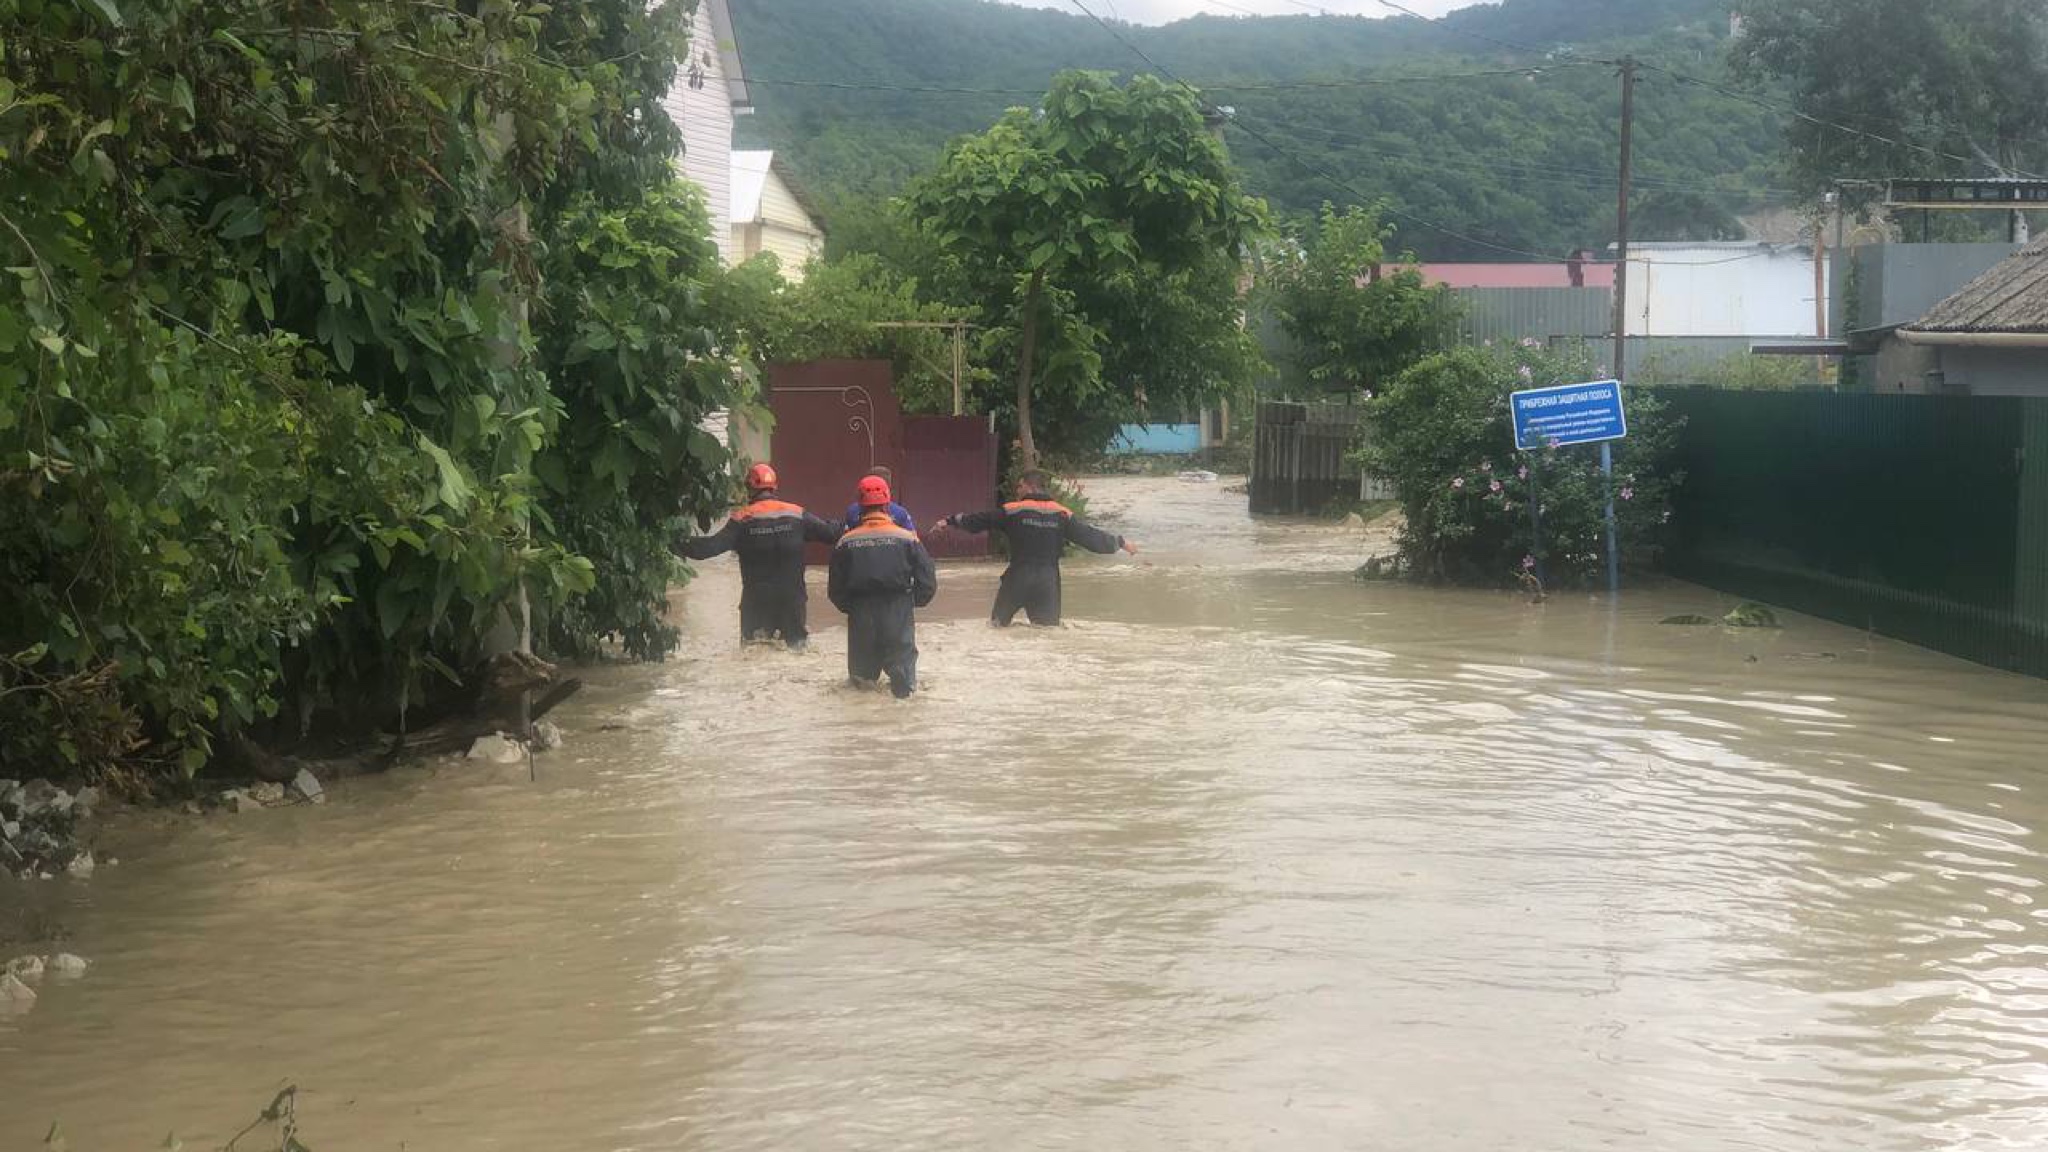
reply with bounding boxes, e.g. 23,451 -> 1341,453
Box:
1620,486 -> 1635,501
1490,480 -> 1503,493
1517,365 -> 1534,383
1522,555 -> 1536,570
1451,477 -> 1465,490
1520,337 -> 1541,349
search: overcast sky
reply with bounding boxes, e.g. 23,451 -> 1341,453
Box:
994,0 -> 1485,23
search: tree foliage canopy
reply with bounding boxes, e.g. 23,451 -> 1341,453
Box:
0,0 -> 743,778
1731,0 -> 2048,199
1272,204 -> 1448,395
905,71 -> 1263,465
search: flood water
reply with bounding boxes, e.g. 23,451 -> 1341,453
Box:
8,476 -> 2048,1151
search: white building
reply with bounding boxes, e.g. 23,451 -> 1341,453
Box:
659,0 -> 752,265
1621,241 -> 1828,338
730,151 -> 827,276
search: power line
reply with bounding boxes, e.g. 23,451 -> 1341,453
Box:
1360,0 -> 2045,183
1063,0 -> 1579,261
742,65 -> 1607,97
1368,0 -> 1602,65
1064,0 -> 1793,266
1195,0 -> 1269,16
1236,115 -> 1793,197
1636,61 -> 2047,182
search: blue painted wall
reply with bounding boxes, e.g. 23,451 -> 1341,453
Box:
1111,423 -> 1203,454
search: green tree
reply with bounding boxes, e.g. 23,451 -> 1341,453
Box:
0,0 -> 740,778
1273,204 -> 1447,395
906,71 -> 1263,468
1732,0 -> 2048,201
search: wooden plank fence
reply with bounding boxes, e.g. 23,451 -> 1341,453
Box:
1251,401 -> 1386,514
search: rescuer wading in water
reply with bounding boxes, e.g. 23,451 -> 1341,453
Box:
829,476 -> 938,698
937,469 -> 1136,627
676,462 -> 841,649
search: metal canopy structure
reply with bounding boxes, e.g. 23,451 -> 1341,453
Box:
1887,178 -> 2048,210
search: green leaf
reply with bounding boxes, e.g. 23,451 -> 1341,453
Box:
34,330 -> 65,355
418,435 -> 472,512
82,0 -> 122,26
376,577 -> 409,640
213,28 -> 262,61
171,75 -> 194,120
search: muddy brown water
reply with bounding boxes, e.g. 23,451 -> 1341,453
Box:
6,477 -> 2048,1151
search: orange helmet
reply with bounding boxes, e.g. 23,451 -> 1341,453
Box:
858,476 -> 892,508
745,462 -> 778,491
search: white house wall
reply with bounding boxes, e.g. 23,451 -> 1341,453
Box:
1625,246 -> 1829,337
661,2 -> 735,264
756,171 -> 823,272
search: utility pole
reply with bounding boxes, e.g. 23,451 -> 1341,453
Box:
1599,57 -> 1636,600
1610,57 -> 1636,386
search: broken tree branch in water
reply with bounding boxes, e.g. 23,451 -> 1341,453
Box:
222,1084 -> 308,1152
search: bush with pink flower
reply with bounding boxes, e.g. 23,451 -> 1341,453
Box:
1359,341 -> 1683,585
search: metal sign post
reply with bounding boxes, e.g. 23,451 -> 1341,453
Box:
1509,379 -> 1630,596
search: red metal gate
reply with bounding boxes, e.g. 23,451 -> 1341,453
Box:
762,360 -> 995,562
903,416 -> 997,560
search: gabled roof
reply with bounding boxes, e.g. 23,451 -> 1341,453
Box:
730,150 -> 826,231
1907,236 -> 2048,334
705,0 -> 751,112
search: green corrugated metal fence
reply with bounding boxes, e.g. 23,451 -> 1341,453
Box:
1436,287 -> 1611,346
1663,388 -> 2048,677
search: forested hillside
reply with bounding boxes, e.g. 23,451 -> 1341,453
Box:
731,0 -> 1786,258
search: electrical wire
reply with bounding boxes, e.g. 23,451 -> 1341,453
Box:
1360,0 -> 2046,182
1062,0 -> 1609,262
742,65 -> 1606,96
1244,115 -> 1797,198
1064,0 -> 1794,266
1635,61 -> 2046,182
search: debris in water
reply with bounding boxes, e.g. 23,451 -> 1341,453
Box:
533,720 -> 564,751
6,954 -> 44,981
0,971 -> 36,1006
288,768 -> 326,805
465,732 -> 528,764
1723,602 -> 1781,629
1661,614 -> 1716,626
47,953 -> 89,978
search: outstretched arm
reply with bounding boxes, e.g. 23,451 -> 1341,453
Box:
938,509 -> 1001,535
1063,515 -> 1133,555
676,518 -> 740,560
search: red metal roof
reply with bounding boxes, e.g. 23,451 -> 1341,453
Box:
1418,263 -> 1616,289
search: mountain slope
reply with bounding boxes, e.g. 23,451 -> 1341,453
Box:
729,0 -> 1782,259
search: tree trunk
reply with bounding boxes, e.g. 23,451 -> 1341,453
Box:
1014,269 -> 1045,471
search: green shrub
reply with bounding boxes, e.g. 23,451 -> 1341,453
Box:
1362,342 -> 1683,586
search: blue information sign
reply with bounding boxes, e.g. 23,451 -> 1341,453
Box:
1510,379 -> 1628,450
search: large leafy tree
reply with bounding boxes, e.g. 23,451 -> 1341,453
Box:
0,0 -> 740,777
1732,0 -> 2048,200
906,72 -> 1263,468
1272,204 -> 1447,396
